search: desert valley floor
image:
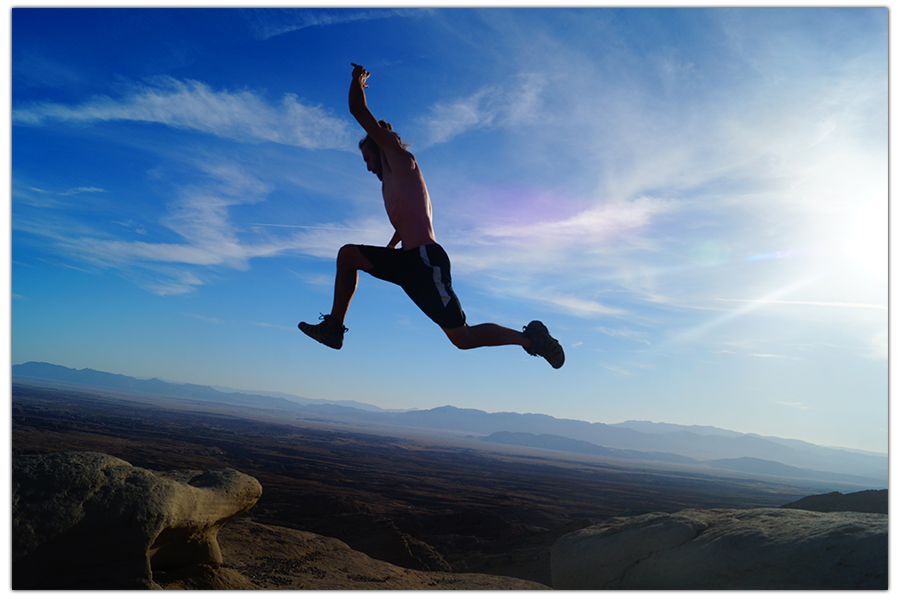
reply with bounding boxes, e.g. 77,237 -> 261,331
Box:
12,383 -> 834,586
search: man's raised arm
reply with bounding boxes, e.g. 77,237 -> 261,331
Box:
348,63 -> 402,152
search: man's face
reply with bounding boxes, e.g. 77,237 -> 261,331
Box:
362,145 -> 382,181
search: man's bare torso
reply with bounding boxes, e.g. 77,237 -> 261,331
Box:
380,147 -> 437,250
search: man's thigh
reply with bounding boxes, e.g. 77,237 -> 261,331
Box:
356,244 -> 409,284
339,243 -> 377,272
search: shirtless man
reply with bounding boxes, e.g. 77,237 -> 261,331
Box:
298,63 -> 564,369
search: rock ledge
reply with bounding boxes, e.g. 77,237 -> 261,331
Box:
551,507 -> 887,589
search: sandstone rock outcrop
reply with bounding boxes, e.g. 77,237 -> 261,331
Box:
12,451 -> 548,590
218,517 -> 549,589
551,507 -> 887,590
13,451 -> 262,589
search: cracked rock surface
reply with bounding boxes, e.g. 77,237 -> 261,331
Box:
551,507 -> 887,589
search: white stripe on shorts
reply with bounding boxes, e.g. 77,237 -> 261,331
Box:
419,245 -> 452,307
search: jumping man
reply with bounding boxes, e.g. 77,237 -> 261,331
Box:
299,63 -> 565,369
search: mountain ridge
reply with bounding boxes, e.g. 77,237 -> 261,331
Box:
11,362 -> 887,487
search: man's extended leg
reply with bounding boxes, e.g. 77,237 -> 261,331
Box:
330,244 -> 374,325
299,244 -> 374,349
443,323 -> 529,350
443,321 -> 565,368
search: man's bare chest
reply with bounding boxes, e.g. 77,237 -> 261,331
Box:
382,175 -> 429,213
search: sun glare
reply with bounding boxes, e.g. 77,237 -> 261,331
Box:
843,197 -> 888,278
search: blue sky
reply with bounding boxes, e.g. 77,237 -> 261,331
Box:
7,7 -> 889,453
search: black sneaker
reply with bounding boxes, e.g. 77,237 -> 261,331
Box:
523,320 -> 565,369
298,314 -> 348,350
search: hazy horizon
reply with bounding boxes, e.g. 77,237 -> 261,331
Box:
11,359 -> 889,458
8,7 -> 888,453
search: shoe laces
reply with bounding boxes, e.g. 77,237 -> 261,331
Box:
319,313 -> 348,333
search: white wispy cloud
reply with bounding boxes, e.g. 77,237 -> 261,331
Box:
42,170 -> 272,292
527,292 -> 624,318
243,8 -> 423,41
15,158 -> 394,295
774,400 -> 815,411
60,187 -> 106,196
600,363 -> 632,377
280,216 -> 395,260
717,299 -> 887,311
417,72 -> 547,147
14,51 -> 84,90
597,327 -> 651,345
14,183 -> 105,208
179,312 -> 225,324
13,77 -> 355,150
477,196 -> 673,248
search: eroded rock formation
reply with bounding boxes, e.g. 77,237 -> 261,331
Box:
12,451 -> 547,590
551,507 -> 887,589
13,451 -> 262,589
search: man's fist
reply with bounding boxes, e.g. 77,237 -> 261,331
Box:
351,63 -> 369,88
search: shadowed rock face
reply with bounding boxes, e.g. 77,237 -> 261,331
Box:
11,451 -> 549,590
216,517 -> 549,590
551,507 -> 888,590
13,451 -> 262,589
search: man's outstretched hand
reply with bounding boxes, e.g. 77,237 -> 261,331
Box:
351,63 -> 369,88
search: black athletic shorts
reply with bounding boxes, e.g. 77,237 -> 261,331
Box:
358,243 -> 466,329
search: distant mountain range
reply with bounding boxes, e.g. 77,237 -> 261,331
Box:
475,432 -> 886,486
11,362 -> 888,488
11,361 -> 381,413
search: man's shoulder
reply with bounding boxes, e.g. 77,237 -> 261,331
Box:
383,147 -> 419,176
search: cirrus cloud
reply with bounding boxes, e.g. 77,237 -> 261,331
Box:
13,77 -> 356,150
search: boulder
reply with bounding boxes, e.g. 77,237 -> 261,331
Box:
551,508 -> 887,590
13,451 -> 262,589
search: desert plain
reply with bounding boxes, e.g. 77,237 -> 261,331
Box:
11,382 -> 858,587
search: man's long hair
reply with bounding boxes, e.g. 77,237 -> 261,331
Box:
359,120 -> 408,182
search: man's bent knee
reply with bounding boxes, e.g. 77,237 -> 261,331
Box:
337,243 -> 359,262
337,244 -> 372,271
444,325 -> 474,350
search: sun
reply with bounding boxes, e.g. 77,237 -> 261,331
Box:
842,194 -> 888,279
